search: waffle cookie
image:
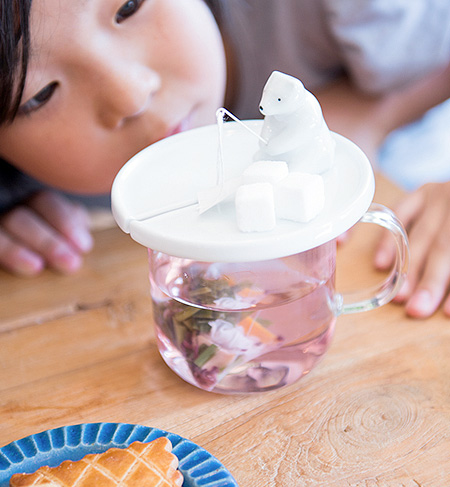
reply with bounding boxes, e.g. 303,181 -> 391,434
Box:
9,437 -> 183,487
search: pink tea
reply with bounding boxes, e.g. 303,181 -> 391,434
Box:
149,243 -> 336,393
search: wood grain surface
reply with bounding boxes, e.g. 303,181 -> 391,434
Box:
1,176 -> 449,486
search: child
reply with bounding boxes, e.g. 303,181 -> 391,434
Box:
1,0 -> 449,319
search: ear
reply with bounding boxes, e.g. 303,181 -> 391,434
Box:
266,71 -> 304,97
266,70 -> 284,85
283,77 -> 298,96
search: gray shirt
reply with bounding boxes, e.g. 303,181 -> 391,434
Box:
226,0 -> 450,117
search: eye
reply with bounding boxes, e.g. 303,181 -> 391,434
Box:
116,0 -> 145,23
277,98 -> 282,102
18,82 -> 58,116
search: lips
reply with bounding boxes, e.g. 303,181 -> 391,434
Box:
159,113 -> 193,142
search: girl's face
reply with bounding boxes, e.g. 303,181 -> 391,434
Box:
0,0 -> 227,193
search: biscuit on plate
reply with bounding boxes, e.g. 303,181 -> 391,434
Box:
9,437 -> 183,486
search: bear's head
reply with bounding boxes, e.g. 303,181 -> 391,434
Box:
259,71 -> 305,117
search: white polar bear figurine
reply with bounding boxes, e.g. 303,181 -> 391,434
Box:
258,71 -> 335,174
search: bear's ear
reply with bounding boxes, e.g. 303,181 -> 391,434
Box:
266,71 -> 304,98
284,77 -> 300,96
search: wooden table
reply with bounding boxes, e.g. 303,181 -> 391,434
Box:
1,176 -> 449,486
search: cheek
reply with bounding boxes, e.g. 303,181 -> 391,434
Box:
157,1 -> 226,95
0,127 -> 118,193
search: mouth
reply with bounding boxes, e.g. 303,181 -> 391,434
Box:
158,113 -> 193,142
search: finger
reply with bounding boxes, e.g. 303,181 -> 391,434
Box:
404,231 -> 450,318
390,189 -> 427,227
404,209 -> 450,318
374,190 -> 424,270
442,294 -> 450,317
399,195 -> 447,301
28,191 -> 93,253
1,206 -> 83,274
0,227 -> 44,276
374,230 -> 398,271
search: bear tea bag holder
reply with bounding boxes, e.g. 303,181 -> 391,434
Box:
112,72 -> 408,314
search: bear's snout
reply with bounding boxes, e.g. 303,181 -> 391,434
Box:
259,105 -> 264,114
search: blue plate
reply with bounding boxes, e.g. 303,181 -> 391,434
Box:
0,423 -> 238,487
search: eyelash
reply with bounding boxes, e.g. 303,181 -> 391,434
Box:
116,0 -> 145,23
19,82 -> 58,116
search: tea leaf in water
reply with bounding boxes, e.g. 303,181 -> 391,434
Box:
194,344 -> 219,367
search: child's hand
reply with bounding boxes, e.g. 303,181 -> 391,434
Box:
375,181 -> 450,318
0,191 -> 93,276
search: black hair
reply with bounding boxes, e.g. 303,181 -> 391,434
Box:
0,0 -> 46,216
0,0 -> 32,125
203,0 -> 223,22
203,0 -> 232,37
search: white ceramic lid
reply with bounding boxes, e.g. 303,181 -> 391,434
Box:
112,120 -> 374,262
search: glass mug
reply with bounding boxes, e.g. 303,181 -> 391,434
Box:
147,203 -> 408,394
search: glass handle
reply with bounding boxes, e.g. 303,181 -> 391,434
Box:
336,203 -> 409,315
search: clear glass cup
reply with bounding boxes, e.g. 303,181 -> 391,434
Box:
148,203 -> 408,394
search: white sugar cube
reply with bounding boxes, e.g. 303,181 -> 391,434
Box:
275,173 -> 324,222
242,160 -> 289,185
235,183 -> 276,232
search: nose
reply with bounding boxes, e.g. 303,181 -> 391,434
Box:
259,105 -> 264,113
92,56 -> 161,129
